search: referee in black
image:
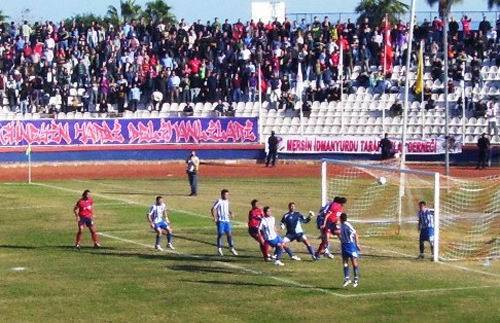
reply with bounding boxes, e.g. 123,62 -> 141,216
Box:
266,131 -> 279,167
476,133 -> 490,169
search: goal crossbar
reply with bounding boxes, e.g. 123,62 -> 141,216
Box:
320,159 -> 437,177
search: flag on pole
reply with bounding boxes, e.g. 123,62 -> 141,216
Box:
339,38 -> 344,80
25,144 -> 32,156
296,62 -> 304,101
382,15 -> 393,75
414,40 -> 424,96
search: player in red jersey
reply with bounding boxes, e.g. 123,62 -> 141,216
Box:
315,196 -> 347,259
248,199 -> 270,261
73,189 -> 100,249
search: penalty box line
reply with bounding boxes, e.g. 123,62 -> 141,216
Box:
33,181 -> 499,297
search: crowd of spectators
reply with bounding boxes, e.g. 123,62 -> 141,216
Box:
0,14 -> 498,117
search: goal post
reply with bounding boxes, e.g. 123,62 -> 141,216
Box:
320,159 -> 441,261
433,172 -> 440,262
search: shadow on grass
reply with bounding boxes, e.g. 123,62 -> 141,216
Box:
78,248 -> 262,266
174,234 -> 255,254
169,264 -> 245,275
181,279 -> 343,292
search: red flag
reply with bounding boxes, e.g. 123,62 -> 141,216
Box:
384,16 -> 391,46
382,15 -> 393,75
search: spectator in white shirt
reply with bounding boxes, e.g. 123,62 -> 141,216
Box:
487,102 -> 498,136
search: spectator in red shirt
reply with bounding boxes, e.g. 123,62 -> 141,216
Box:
188,56 -> 201,75
73,189 -> 100,249
461,15 -> 472,37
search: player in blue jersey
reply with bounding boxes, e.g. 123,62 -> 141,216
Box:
146,196 -> 174,251
281,202 -> 318,260
211,189 -> 238,256
417,201 -> 435,259
337,213 -> 361,288
260,206 -> 298,266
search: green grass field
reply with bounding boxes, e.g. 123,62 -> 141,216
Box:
0,176 -> 499,322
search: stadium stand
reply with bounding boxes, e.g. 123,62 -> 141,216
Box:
0,15 -> 498,143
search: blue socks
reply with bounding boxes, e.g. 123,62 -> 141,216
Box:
167,232 -> 173,244
307,245 -> 315,256
217,235 -> 234,248
343,264 -> 350,280
344,264 -> 360,281
353,266 -> 360,281
284,247 -> 293,257
275,247 -> 283,260
155,235 -> 161,246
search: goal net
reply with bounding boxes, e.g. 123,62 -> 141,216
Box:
321,159 -> 499,262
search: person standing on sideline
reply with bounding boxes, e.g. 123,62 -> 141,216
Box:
266,131 -> 279,167
211,189 -> 238,256
476,133 -> 490,169
416,201 -> 434,259
378,133 -> 393,160
186,151 -> 200,196
73,190 -> 100,249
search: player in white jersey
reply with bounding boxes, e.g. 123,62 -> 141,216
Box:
211,189 -> 238,256
336,213 -> 361,287
146,196 -> 174,251
259,206 -> 298,266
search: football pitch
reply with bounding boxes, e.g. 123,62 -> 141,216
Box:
0,176 -> 499,322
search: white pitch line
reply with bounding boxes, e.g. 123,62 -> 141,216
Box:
98,232 -> 342,297
366,246 -> 500,278
342,285 -> 498,297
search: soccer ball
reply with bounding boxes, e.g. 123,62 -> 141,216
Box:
377,176 -> 387,185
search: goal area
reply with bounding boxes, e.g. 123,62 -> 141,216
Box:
321,159 -> 499,262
